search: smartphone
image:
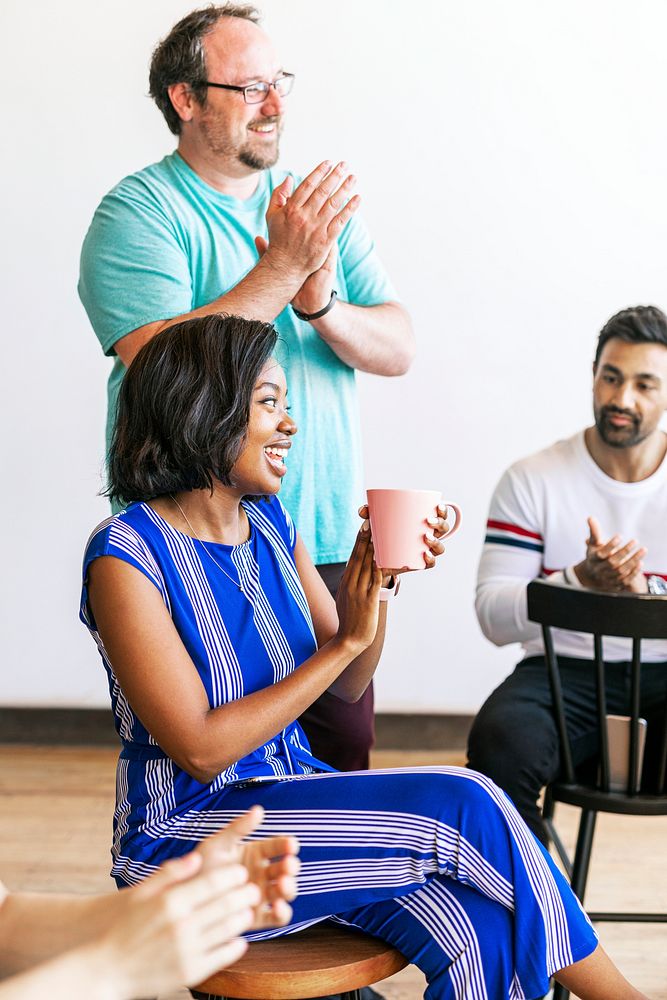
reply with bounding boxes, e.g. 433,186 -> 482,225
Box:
605,714 -> 647,792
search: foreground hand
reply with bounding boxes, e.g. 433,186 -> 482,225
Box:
196,806 -> 300,930
99,846 -> 259,997
574,516 -> 648,593
256,161 -> 359,281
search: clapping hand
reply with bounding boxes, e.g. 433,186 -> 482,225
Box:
97,805 -> 299,997
254,161 -> 358,316
335,514 -> 384,652
196,805 -> 300,929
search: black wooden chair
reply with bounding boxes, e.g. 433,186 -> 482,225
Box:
526,580 -> 667,999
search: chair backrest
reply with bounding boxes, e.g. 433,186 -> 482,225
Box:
526,580 -> 667,796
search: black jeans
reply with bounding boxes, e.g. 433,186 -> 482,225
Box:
467,655 -> 667,844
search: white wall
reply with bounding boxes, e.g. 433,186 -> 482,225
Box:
3,0 -> 667,711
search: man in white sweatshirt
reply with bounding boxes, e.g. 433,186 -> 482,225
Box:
468,305 -> 667,843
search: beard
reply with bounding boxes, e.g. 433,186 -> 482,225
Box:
238,139 -> 280,170
594,404 -> 647,449
199,112 -> 281,171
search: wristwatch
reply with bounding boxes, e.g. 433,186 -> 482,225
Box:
292,289 -> 338,322
647,575 -> 667,595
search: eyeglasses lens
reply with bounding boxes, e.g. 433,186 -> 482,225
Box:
245,75 -> 294,103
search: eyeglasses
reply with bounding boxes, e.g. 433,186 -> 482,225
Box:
201,72 -> 295,104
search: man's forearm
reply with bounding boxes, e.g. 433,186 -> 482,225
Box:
475,578 -> 541,647
115,252 -> 308,367
475,544 -> 545,646
311,301 -> 415,375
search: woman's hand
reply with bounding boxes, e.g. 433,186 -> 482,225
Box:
335,517 -> 383,653
423,503 -> 450,569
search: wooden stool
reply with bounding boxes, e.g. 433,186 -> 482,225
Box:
191,922 -> 408,1000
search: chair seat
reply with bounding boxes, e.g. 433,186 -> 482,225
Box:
193,923 -> 408,999
552,782 -> 667,816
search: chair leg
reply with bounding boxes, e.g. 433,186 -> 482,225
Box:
570,809 -> 597,904
553,979 -> 570,1000
542,791 -> 573,879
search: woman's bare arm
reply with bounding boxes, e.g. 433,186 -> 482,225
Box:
87,524 -> 381,783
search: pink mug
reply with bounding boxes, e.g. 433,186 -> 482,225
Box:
366,489 -> 462,570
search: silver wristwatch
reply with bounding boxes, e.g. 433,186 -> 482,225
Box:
647,575 -> 667,595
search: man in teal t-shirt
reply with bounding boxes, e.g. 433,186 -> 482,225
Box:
78,4 -> 414,773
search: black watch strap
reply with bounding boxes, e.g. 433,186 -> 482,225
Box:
292,289 -> 338,322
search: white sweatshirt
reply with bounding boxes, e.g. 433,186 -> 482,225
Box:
476,431 -> 667,661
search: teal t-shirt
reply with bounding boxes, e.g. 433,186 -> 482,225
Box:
78,152 -> 397,564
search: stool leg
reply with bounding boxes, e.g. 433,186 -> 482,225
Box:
341,991 -> 362,1000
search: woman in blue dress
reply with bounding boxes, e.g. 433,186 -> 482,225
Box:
81,314 -> 646,1000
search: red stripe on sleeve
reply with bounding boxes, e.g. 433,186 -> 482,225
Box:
487,519 -> 543,542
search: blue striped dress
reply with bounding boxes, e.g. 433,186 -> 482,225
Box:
81,497 -> 597,999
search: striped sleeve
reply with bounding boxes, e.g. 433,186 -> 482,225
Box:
475,465 -> 544,647
80,515 -> 169,631
484,519 -> 544,554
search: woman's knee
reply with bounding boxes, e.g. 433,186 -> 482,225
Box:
396,766 -> 510,827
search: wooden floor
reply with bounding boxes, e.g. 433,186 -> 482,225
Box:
1,745 -> 665,999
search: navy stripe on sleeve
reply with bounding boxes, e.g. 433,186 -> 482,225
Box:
484,534 -> 544,553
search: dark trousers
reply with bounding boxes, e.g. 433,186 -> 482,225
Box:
297,562 -> 375,772
467,655 -> 667,845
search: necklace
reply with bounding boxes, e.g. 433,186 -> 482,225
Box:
169,494 -> 243,591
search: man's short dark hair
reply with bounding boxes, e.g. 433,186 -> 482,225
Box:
107,314 -> 277,504
149,4 -> 261,136
594,305 -> 667,367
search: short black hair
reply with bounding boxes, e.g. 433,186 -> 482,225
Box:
594,305 -> 667,367
107,314 -> 277,504
149,3 -> 261,136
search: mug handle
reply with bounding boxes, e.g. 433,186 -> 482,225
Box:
440,502 -> 462,538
